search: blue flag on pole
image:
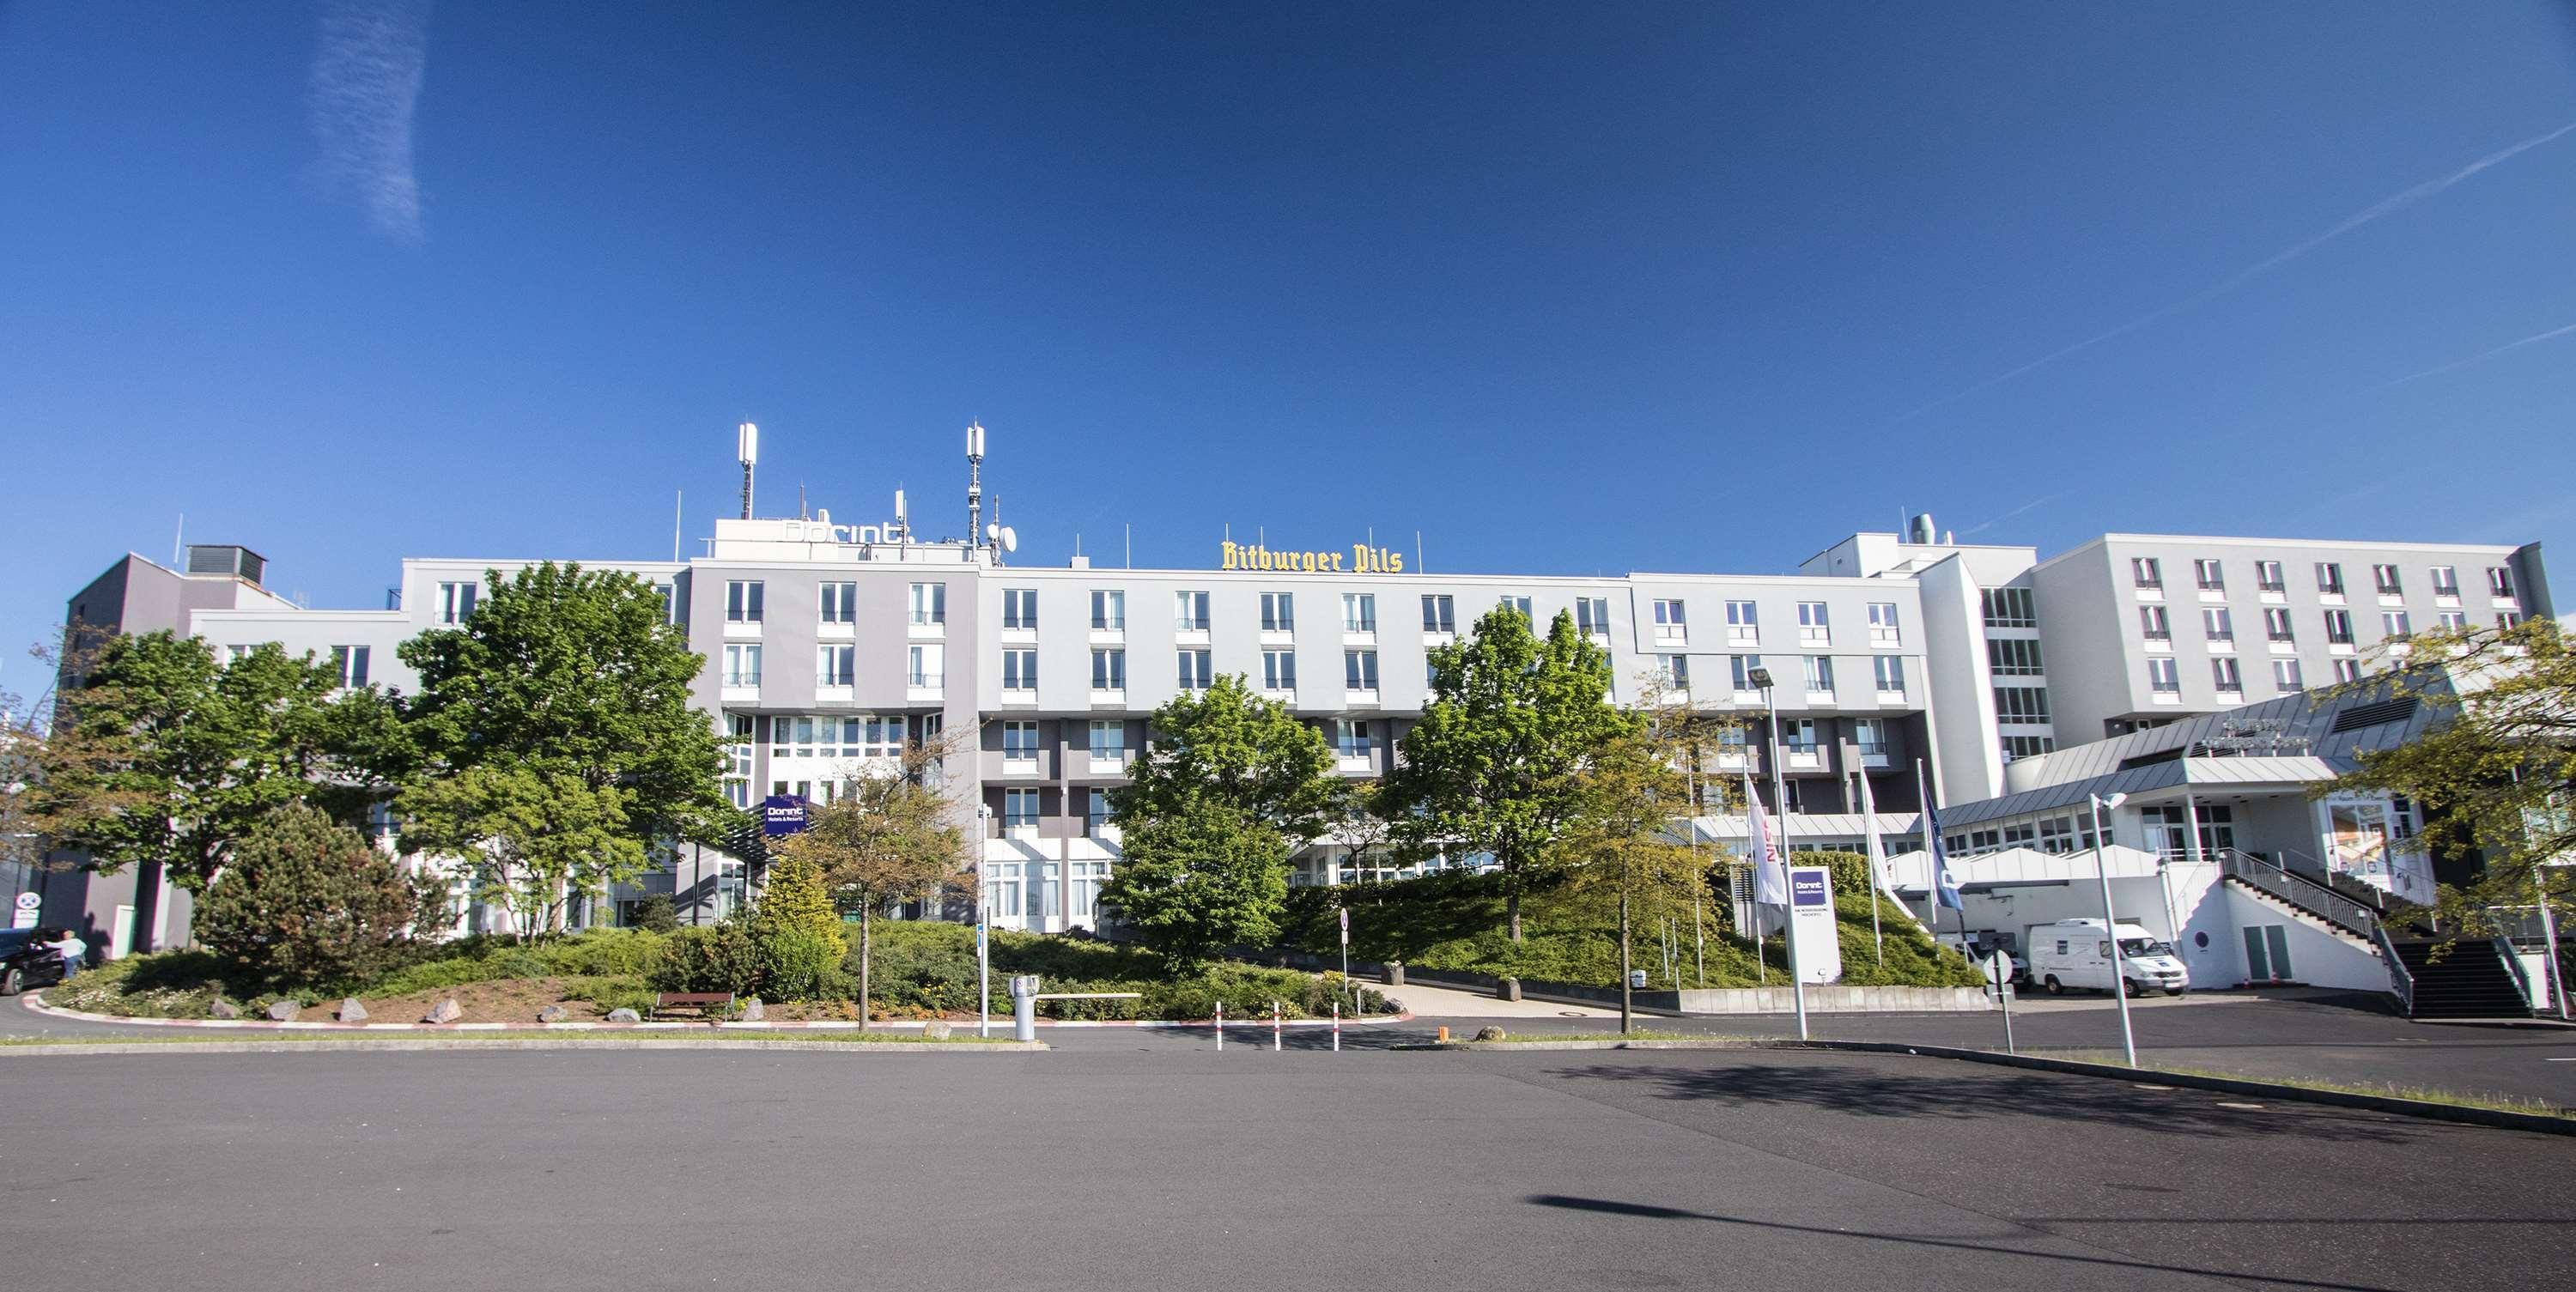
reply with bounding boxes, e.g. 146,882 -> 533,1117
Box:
1926,801 -> 1964,911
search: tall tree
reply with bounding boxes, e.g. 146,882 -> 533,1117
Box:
2327,619 -> 2576,938
1557,727 -> 1716,1032
1100,796 -> 1290,971
1110,673 -> 1337,844
1385,605 -> 1637,941
192,803 -> 449,989
394,562 -> 732,931
769,738 -> 970,1028
32,633 -> 374,893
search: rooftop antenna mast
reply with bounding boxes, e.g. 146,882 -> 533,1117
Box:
736,422 -> 759,519
965,422 -> 986,551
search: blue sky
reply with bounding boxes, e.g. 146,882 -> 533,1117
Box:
4,3 -> 2575,698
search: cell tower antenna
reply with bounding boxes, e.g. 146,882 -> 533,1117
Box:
966,422 -> 987,551
736,422 -> 759,519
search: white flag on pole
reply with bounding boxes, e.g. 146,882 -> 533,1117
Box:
1858,772 -> 1886,889
1747,774 -> 1788,906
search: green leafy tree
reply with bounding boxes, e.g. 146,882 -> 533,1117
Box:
192,804 -> 448,989
400,767 -> 641,937
33,633 -> 384,893
745,853 -> 848,1001
1110,674 -> 1337,843
1557,727 -> 1713,1030
394,562 -> 733,933
769,738 -> 969,1028
1386,605 -> 1638,942
1100,797 -> 1290,971
627,894 -> 682,934
2326,619 -> 2576,944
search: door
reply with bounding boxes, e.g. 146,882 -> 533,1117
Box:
110,904 -> 136,960
2243,925 -> 2293,982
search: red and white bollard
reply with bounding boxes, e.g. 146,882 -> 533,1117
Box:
1215,1000 -> 1224,1051
1331,1001 -> 1341,1052
1272,1001 -> 1282,1052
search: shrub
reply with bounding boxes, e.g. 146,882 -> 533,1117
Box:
626,894 -> 681,934
651,925 -> 759,995
743,857 -> 848,1000
532,928 -> 668,978
192,804 -> 447,991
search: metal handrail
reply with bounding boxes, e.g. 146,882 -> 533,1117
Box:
2372,922 -> 2414,1016
2494,936 -> 2535,1013
2215,847 -> 2379,937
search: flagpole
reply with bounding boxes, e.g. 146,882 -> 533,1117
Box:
1858,771 -> 1884,969
1745,773 -> 1767,985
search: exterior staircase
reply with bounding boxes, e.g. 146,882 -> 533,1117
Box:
2212,849 -> 2381,941
2385,938 -> 2534,1020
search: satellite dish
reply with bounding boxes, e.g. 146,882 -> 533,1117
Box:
985,523 -> 999,541
999,525 -> 1018,553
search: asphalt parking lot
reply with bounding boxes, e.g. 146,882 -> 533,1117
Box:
3,1041 -> 2569,1291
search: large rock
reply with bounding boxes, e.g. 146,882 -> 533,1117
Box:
265,999 -> 301,1022
605,1007 -> 641,1023
1473,1026 -> 1508,1042
739,998 -> 764,1022
337,998 -> 369,1023
209,999 -> 240,1020
422,998 -> 463,1024
536,1004 -> 568,1024
922,1020 -> 953,1040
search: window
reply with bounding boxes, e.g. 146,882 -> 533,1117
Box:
2488,566 -> 2517,599
1732,654 -> 1764,694
2148,658 -> 2179,693
2212,658 -> 2242,694
1872,655 -> 1905,695
1868,603 -> 1899,645
436,580 -> 477,625
1002,789 -> 1040,829
819,581 -> 857,625
1335,719 -> 1373,761
1981,587 -> 2036,628
725,643 -> 763,688
1726,599 -> 1760,641
906,643 -> 941,688
1261,591 -> 1294,633
2315,562 -> 2344,597
2498,611 -> 2525,630
1088,720 -> 1127,762
2372,564 -> 2403,596
2324,609 -> 2355,645
2202,607 -> 2234,645
2332,658 -> 2362,685
1796,601 -> 1829,644
1854,719 -> 1887,757
1262,649 -> 1297,691
1498,595 -> 1532,621
656,583 -> 678,624
2139,605 -> 2171,641
2256,561 -> 2285,593
1344,649 -> 1379,693
817,644 -> 854,687
1003,720 -> 1040,765
2273,658 -> 2304,691
1091,648 -> 1125,690
999,648 -> 1036,693
2438,610 -> 2468,632
1662,654 -> 1691,689
908,582 -> 945,626
727,579 -> 764,624
331,646 -> 369,688
1342,592 -> 1376,633
2263,607 -> 2295,642
1421,594 -> 1455,634
1175,591 -> 1210,632
1002,588 -> 1037,631
1091,589 -> 1125,631
1575,596 -> 1611,638
2130,556 -> 2162,589
1993,685 -> 2050,723
1804,655 -> 1835,695
1652,598 -> 1687,642
722,714 -> 754,809
2002,735 -> 2056,761
1176,649 -> 1212,691
2194,558 -> 2225,591
1987,639 -> 2044,676
2382,610 -> 2411,639
1782,719 -> 1818,755
1086,790 -> 1111,835
2430,566 -> 2460,598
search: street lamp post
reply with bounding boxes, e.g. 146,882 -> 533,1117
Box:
2087,791 -> 2136,1067
1746,665 -> 1809,1040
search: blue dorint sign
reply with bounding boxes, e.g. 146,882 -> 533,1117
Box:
762,794 -> 811,837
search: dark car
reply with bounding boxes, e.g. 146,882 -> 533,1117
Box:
0,929 -> 69,996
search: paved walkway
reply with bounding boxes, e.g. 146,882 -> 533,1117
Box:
1381,980 -> 1617,1019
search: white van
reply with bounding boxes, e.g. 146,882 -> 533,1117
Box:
2023,919 -> 2190,997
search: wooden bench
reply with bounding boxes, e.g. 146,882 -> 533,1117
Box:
653,992 -> 736,1020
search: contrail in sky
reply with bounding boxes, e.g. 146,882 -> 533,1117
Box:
1888,118 -> 2576,425
2372,321 -> 2576,391
311,0 -> 433,240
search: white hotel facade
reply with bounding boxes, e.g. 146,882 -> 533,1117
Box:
39,467 -> 2555,991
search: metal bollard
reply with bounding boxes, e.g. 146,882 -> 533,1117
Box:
1332,1001 -> 1340,1052
1008,974 -> 1039,1043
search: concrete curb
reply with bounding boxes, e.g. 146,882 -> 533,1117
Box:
21,992 -> 1410,1033
1414,1036 -> 2576,1136
0,1037 -> 1048,1056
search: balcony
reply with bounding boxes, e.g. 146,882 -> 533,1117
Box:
1087,751 -> 1133,776
908,618 -> 945,640
1785,748 -> 1823,771
906,672 -> 944,702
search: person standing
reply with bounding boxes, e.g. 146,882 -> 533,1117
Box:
44,927 -> 86,980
